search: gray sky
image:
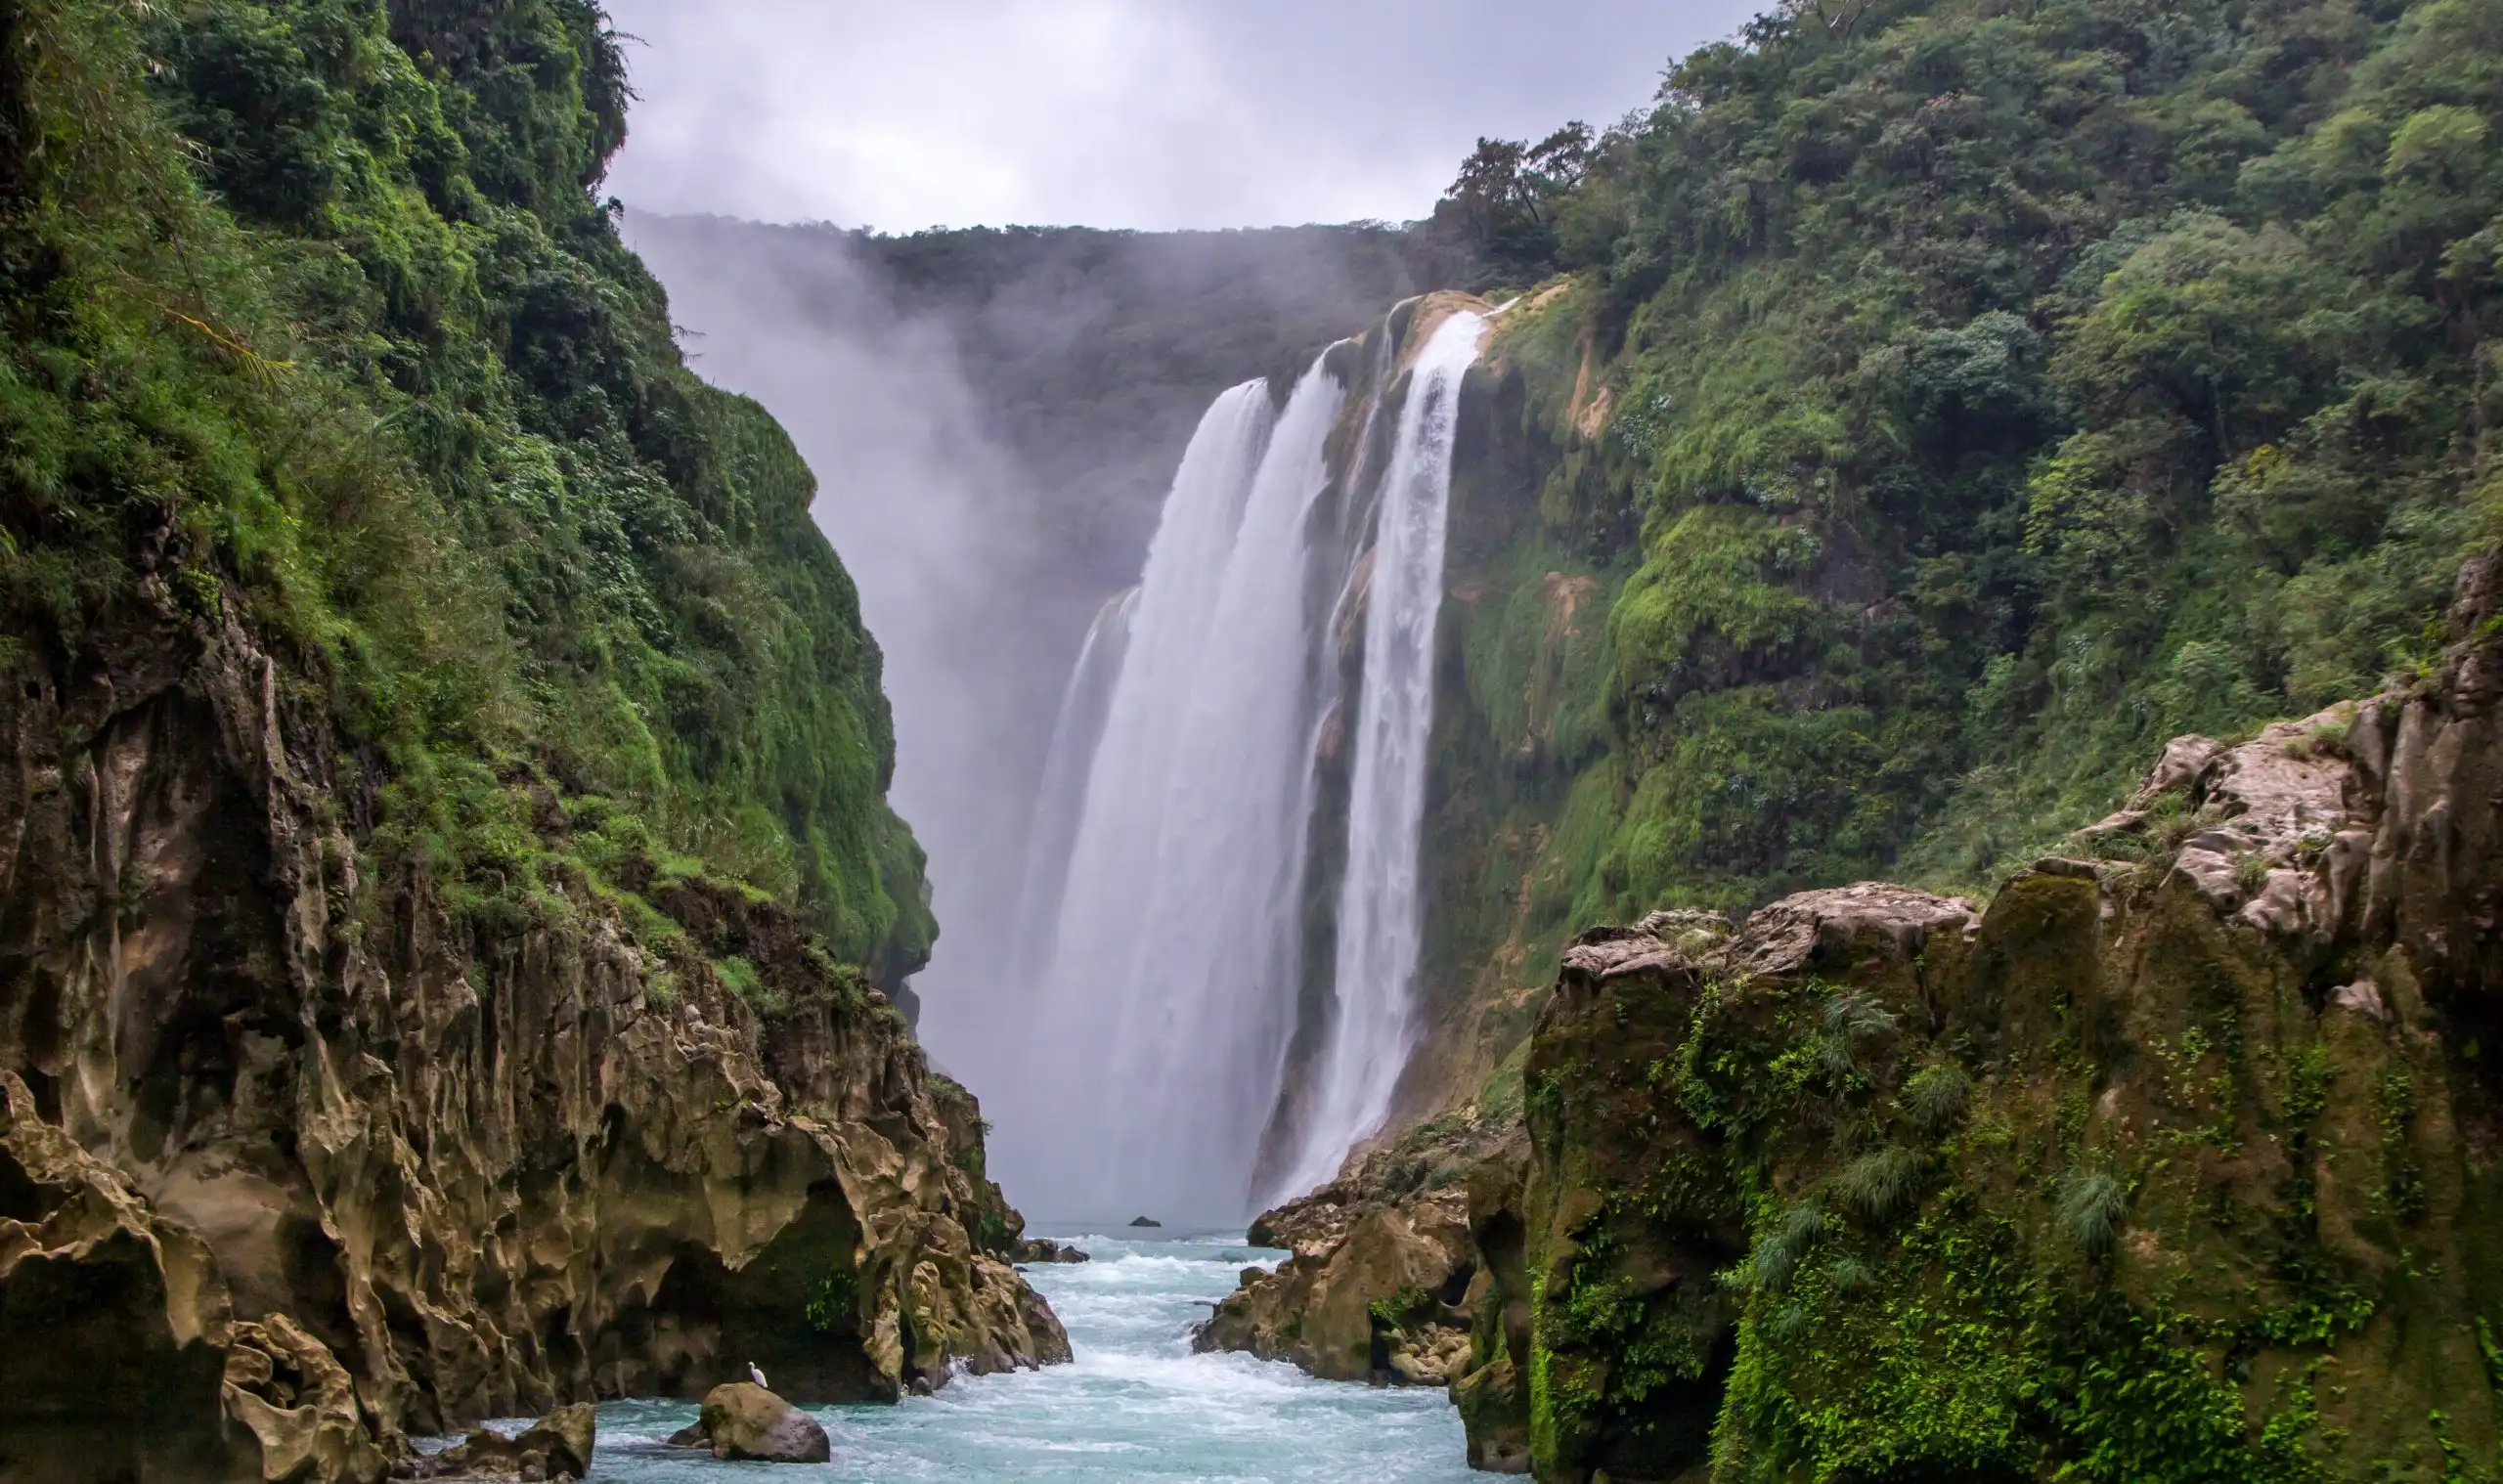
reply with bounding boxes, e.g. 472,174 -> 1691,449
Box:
600,0 -> 1768,231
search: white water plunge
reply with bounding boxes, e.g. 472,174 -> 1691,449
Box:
1010,314 -> 1485,1222
1018,367 -> 1338,1222
1281,309 -> 1486,1198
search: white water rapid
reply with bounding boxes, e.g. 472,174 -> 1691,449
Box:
469,1230 -> 1473,1482
1279,309 -> 1487,1197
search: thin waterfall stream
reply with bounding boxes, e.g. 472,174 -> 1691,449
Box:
1279,308 -> 1487,1198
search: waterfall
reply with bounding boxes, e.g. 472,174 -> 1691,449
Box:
1022,360 -> 1345,1221
1004,306 -> 1485,1220
1008,586 -> 1137,972
1278,308 -> 1486,1197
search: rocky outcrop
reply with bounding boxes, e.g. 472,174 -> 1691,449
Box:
670,1381 -> 831,1462
1012,1237 -> 1090,1264
410,1404 -> 595,1479
1197,1114 -> 1508,1387
0,605 -> 1068,1481
1443,550 -> 2503,1481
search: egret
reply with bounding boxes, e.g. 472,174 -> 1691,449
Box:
748,1362 -> 768,1389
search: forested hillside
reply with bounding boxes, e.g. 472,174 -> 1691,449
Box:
1212,11 -> 2503,1477
1412,0 -> 2503,1026
0,0 -> 932,978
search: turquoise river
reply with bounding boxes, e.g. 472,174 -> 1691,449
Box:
436,1229 -> 1476,1481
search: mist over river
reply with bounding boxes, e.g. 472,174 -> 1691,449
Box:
439,1233 -> 1472,1482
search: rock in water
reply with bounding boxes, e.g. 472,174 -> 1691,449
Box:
1128,1215 -> 1164,1228
409,1402 -> 595,1479
694,1383 -> 833,1463
1196,1117 -> 1497,1388
1013,1237 -> 1091,1264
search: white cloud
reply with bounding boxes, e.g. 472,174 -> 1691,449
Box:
600,0 -> 1764,230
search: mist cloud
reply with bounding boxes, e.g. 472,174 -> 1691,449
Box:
600,0 -> 1766,231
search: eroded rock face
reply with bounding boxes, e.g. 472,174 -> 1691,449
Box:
410,1402 -> 595,1480
1444,552 -> 2503,1481
1196,1115 -> 1504,1387
0,609 -> 1068,1481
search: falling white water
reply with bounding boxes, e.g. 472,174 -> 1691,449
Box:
1014,361 -> 1346,1222
1008,586 -> 1138,972
1280,309 -> 1486,1197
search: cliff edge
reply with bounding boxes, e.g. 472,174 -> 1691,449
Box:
1208,548 -> 2503,1480
0,1 -> 1066,1478
0,601 -> 1068,1480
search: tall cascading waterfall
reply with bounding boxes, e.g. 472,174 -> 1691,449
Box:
1007,586 -> 1138,972
1277,308 -> 1488,1198
1014,360 -> 1346,1221
1005,308 -> 1486,1220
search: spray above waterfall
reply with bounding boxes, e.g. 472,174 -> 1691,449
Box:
1001,304 -> 1487,1222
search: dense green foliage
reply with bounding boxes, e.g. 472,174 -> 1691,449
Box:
0,0 -> 931,979
1486,858 -> 2500,1483
1434,0 -> 2503,936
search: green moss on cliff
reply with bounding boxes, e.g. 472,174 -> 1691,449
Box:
1482,857 -> 2498,1483
0,0 -> 931,978
1416,0 -> 2503,1067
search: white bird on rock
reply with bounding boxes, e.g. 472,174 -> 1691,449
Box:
748,1362 -> 768,1389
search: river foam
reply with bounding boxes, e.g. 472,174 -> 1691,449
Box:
482,1230 -> 1474,1481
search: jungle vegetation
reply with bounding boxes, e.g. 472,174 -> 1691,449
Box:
0,0 -> 933,984
1425,0 -> 2503,936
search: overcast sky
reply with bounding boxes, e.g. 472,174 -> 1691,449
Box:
599,0 -> 1768,232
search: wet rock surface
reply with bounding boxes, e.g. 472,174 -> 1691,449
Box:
1012,1237 -> 1091,1264
665,1382 -> 832,1462
405,1403 -> 594,1480
1436,551 -> 2503,1481
0,611 -> 1068,1481
1196,1114 -> 1510,1388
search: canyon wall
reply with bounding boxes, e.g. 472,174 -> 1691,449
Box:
0,601 -> 1067,1484
0,2 -> 1068,1478
1211,549 -> 2503,1479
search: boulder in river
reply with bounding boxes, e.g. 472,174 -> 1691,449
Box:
1014,1236 -> 1091,1264
409,1402 -> 594,1479
673,1382 -> 833,1462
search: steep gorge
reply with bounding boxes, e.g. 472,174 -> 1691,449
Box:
14,0 -> 2503,1476
0,0 -> 1067,1479
1189,1 -> 2503,1473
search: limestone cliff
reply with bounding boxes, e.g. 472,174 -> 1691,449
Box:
0,3 -> 1068,1477
0,603 -> 1067,1482
1441,550 -> 2503,1480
